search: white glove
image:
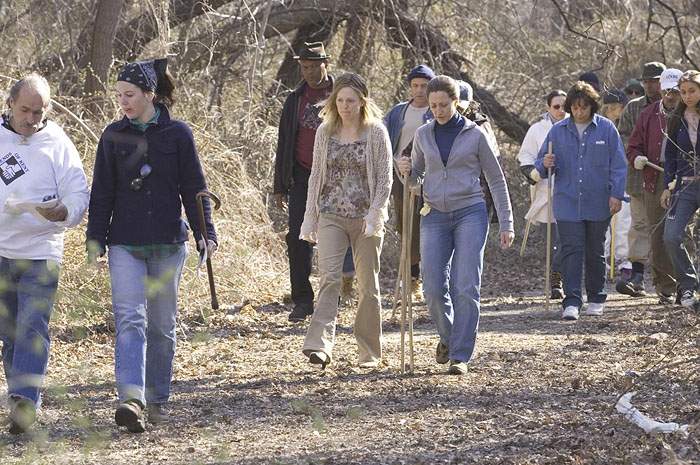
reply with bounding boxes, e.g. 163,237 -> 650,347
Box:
668,179 -> 677,191
633,156 -> 648,170
198,239 -> 218,258
529,168 -> 541,183
300,231 -> 317,244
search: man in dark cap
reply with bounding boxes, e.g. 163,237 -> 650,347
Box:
616,61 -> 666,297
384,64 -> 436,301
273,42 -> 334,322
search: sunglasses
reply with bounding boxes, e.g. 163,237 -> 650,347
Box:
551,104 -> 562,110
626,90 -> 643,96
663,89 -> 680,96
130,159 -> 152,191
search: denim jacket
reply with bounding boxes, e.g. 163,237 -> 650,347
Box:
383,99 -> 431,155
87,105 -> 217,251
535,114 -> 626,222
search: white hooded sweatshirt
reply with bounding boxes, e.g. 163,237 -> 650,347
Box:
0,119 -> 89,262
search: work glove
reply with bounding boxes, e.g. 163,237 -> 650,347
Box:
198,239 -> 218,259
633,156 -> 648,170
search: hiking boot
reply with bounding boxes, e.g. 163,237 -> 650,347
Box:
147,403 -> 169,425
680,289 -> 697,309
550,272 -> 564,300
448,360 -> 468,375
8,398 -> 36,435
561,306 -> 579,321
288,303 -> 313,322
615,268 -> 637,296
435,342 -> 449,365
115,400 -> 146,433
629,271 -> 647,296
584,302 -> 604,316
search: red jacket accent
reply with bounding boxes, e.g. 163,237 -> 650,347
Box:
626,101 -> 666,193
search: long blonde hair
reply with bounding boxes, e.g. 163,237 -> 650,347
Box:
319,72 -> 382,133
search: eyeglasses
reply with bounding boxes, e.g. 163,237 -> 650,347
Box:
130,160 -> 152,191
663,89 -> 680,96
626,90 -> 643,97
551,104 -> 562,110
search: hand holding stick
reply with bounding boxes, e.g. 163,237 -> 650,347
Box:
196,191 -> 221,310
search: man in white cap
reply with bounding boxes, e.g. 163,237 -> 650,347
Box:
625,67 -> 683,303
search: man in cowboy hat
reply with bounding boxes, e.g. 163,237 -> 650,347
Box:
273,42 -> 335,322
616,61 -> 666,297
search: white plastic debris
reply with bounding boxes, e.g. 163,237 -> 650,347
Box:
615,392 -> 690,436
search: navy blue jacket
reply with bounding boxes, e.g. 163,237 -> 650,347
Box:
87,105 -> 216,250
664,116 -> 700,188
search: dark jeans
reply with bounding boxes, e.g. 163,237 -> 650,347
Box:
558,218 -> 611,309
663,180 -> 698,292
286,163 -> 315,307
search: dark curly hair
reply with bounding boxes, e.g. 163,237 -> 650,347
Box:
564,81 -> 600,115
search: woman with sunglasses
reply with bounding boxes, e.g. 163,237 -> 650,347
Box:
86,59 -> 217,432
517,89 -> 566,299
661,70 -> 700,309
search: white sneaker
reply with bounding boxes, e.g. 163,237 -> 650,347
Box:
584,302 -> 605,316
562,306 -> 579,320
680,289 -> 697,308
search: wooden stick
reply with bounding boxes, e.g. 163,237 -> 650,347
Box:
545,142 -> 553,312
610,214 -> 617,281
406,192 -> 416,373
399,175 -> 410,373
519,219 -> 532,257
643,160 -> 664,173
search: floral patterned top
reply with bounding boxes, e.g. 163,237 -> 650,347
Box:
319,135 -> 371,218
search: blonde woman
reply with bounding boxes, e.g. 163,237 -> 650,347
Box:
299,73 -> 392,369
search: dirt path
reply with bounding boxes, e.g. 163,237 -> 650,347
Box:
1,231 -> 699,464
1,268 -> 697,465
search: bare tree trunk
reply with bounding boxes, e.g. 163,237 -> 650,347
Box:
84,0 -> 125,115
338,1 -> 374,73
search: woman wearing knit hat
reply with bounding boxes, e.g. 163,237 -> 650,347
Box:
86,58 -> 217,432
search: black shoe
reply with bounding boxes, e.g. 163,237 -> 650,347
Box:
288,303 -> 313,322
115,400 -> 146,433
435,342 -> 449,365
308,351 -> 329,369
630,271 -> 647,296
616,269 -> 643,297
147,403 -> 169,425
658,293 -> 674,305
8,398 -> 36,435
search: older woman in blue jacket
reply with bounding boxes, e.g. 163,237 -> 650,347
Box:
398,75 -> 514,375
535,81 -> 627,321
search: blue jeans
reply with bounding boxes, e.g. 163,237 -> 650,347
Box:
663,180 -> 698,292
420,203 -> 488,363
557,219 -> 611,309
108,245 -> 187,406
0,258 -> 59,406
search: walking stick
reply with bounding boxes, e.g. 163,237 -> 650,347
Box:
610,214 -> 617,281
405,192 -> 416,373
545,142 -> 553,312
519,219 -> 532,257
196,191 -> 221,310
398,174 -> 417,373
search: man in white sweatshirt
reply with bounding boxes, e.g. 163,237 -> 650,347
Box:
0,74 -> 89,434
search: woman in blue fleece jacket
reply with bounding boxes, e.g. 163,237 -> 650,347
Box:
398,75 -> 514,375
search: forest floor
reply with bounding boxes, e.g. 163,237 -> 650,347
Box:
0,228 -> 698,465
